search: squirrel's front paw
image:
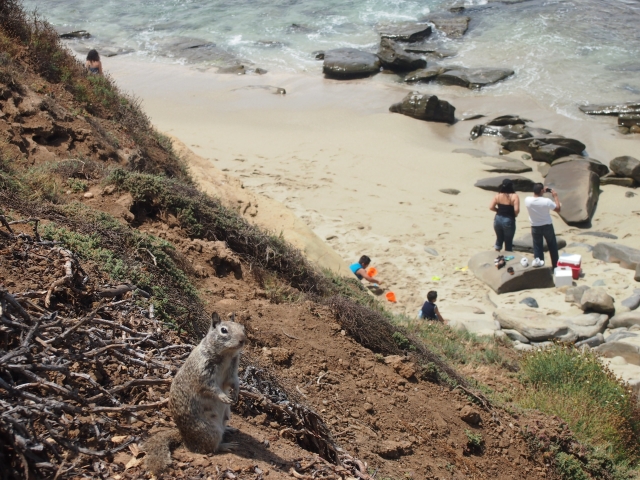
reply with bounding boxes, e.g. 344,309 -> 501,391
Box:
218,392 -> 234,404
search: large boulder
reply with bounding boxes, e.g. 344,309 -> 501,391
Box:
600,175 -> 635,187
560,313 -> 609,339
579,102 -> 640,116
435,67 -> 514,89
322,48 -> 381,79
389,92 -> 455,124
551,155 -> 609,177
610,311 -> 640,329
493,310 -> 578,343
544,161 -> 599,226
426,15 -> 470,38
580,287 -> 615,315
610,156 -> 640,182
501,136 -> 586,160
565,285 -> 590,304
468,251 -> 554,294
377,38 -> 427,72
474,175 -> 534,192
595,342 -> 640,366
512,232 -> 567,253
621,292 -> 640,311
637,264 -> 640,282
592,243 -> 640,270
378,22 -> 432,42
619,114 -> 640,128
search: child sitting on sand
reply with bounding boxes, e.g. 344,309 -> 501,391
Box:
349,255 -> 382,285
420,291 -> 445,322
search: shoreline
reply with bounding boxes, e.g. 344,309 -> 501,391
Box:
106,55 -> 639,320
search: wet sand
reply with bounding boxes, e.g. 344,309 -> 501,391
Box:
106,56 -> 640,322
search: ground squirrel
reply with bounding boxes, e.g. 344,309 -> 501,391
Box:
144,312 -> 246,475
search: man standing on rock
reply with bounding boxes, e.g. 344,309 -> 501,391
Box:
525,183 -> 561,268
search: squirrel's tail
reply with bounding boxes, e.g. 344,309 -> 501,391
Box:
143,428 -> 182,476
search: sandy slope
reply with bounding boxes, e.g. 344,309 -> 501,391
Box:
106,57 -> 640,324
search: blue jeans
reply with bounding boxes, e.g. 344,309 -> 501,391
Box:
494,215 -> 516,251
531,224 -> 559,268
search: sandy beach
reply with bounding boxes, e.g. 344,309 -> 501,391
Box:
107,56 -> 640,324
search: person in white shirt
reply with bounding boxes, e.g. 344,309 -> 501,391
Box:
524,183 -> 562,268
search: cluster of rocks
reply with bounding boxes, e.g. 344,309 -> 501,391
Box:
322,17 -> 514,92
579,101 -> 640,135
471,115 -> 638,226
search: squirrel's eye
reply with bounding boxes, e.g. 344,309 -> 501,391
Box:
221,327 -> 228,334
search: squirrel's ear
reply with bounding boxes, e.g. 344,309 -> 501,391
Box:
211,312 -> 221,329
229,313 -> 236,323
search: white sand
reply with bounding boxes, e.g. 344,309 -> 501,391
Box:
106,57 -> 640,323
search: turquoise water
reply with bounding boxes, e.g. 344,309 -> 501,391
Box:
27,0 -> 640,115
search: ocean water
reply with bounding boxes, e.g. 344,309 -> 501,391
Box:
26,0 -> 640,116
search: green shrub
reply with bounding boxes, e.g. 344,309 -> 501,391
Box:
555,451 -> 589,480
465,430 -> 484,450
519,346 -> 640,466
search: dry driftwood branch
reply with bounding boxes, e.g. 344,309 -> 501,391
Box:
0,289 -> 32,324
96,284 -> 137,298
0,214 -> 15,234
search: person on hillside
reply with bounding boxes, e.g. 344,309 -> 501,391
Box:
525,183 -> 562,268
85,49 -> 103,75
420,291 -> 445,322
489,178 -> 520,252
349,255 -> 382,285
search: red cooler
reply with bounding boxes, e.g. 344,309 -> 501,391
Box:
558,253 -> 581,280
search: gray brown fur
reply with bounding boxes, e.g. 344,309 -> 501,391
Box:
144,313 -> 246,475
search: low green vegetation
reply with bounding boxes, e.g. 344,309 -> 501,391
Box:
519,345 -> 639,478
465,429 -> 484,450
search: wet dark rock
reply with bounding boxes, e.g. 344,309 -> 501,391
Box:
544,161 -> 600,226
501,136 -> 586,162
513,232 -> 567,253
551,155 -> 609,177
426,14 -> 471,38
403,44 -> 457,58
254,40 -> 286,48
610,156 -> 640,182
389,92 -> 455,124
592,243 -> 640,271
378,39 -> 427,72
578,231 -> 618,240
287,23 -> 314,34
435,67 -> 514,89
322,48 -> 381,79
600,175 -> 635,187
482,160 -> 532,174
59,30 -> 91,39
404,66 -> 445,83
474,175 -> 535,192
520,297 -> 539,308
579,101 -> 640,116
470,124 -> 532,140
378,22 -> 433,42
619,114 -> 640,128
486,115 -> 529,126
313,51 -> 325,60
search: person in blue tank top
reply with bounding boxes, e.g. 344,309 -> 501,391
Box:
349,255 -> 382,285
420,291 -> 445,322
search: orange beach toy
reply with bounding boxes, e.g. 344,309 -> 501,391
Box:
385,291 -> 397,303
367,267 -> 378,277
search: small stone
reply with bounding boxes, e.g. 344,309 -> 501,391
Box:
439,188 -> 460,195
460,405 -> 481,425
617,126 -> 630,134
424,247 -> 439,256
627,191 -> 636,198
102,185 -> 116,195
269,422 -> 279,428
350,411 -> 360,419
364,402 -> 374,413
519,297 -> 539,308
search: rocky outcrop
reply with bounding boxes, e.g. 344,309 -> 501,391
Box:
468,251 -> 554,294
544,161 -> 599,226
619,114 -> 640,128
550,155 -> 609,177
609,312 -> 640,329
377,39 -> 426,72
580,287 -> 615,315
471,124 -> 532,140
435,67 -> 514,89
501,136 -> 585,162
404,66 -> 446,83
378,22 -> 432,42
610,156 -> 640,182
595,342 -> 640,366
494,310 -> 608,343
621,291 -> 640,311
474,175 -> 534,192
426,15 -> 470,38
389,92 -> 455,124
512,232 -> 567,253
322,48 -> 381,79
579,102 -> 640,116
565,285 -> 590,305
592,243 -> 640,271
